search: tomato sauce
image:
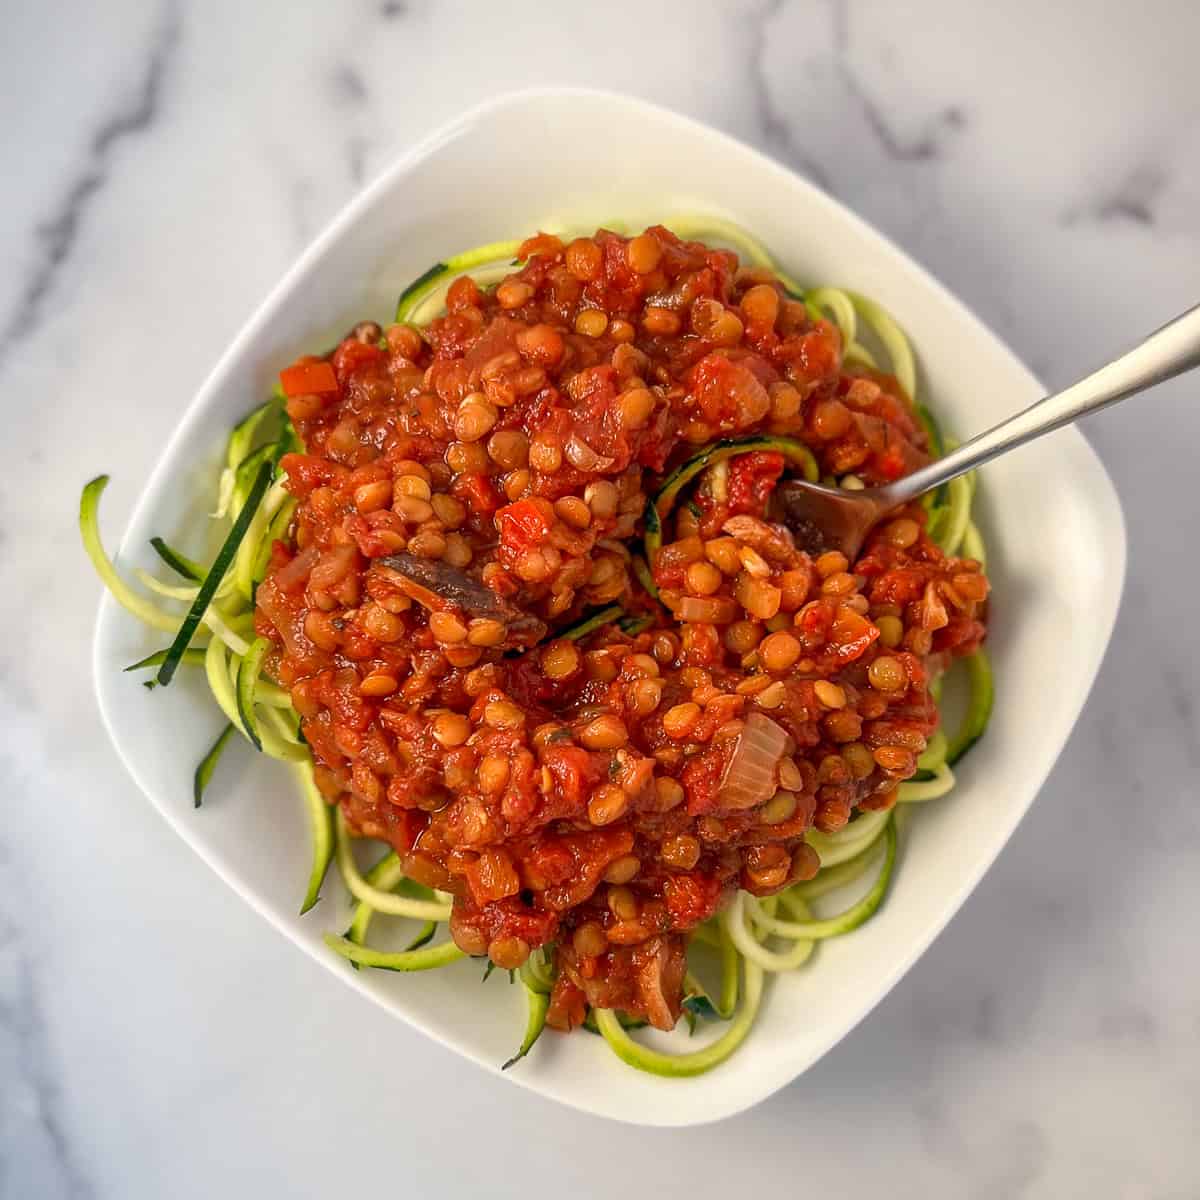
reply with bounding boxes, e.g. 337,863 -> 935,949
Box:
256,227 -> 988,1031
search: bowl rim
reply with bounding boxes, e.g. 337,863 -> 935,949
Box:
91,84 -> 1128,1126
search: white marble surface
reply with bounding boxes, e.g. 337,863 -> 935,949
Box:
3,0 -> 1199,1195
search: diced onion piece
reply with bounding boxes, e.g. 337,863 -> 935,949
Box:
709,459 -> 729,504
718,712 -> 789,810
635,936 -> 686,1031
721,515 -> 795,562
565,435 -> 615,472
273,545 -> 320,592
677,595 -> 738,624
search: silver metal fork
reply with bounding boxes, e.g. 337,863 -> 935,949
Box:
777,303 -> 1200,557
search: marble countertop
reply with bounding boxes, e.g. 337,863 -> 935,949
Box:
4,1 -> 1199,1195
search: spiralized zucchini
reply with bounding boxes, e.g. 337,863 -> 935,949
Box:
84,218 -> 993,1080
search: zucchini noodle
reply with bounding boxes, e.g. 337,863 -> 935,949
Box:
395,238 -> 531,324
83,217 -> 993,1080
503,986 -> 551,1070
595,960 -> 764,1078
233,480 -> 291,600
936,474 -> 973,557
333,810 -> 453,922
133,565 -> 237,608
842,340 -> 879,369
81,477 -> 199,634
962,520 -> 987,569
406,264 -> 518,328
791,835 -> 885,902
323,933 -> 465,972
295,758 -> 335,915
235,636 -> 271,750
519,948 -> 556,995
665,216 -> 813,303
682,927 -> 740,1020
844,290 -> 918,401
132,570 -> 251,654
748,821 -> 897,941
805,286 -> 858,347
917,728 -> 948,773
724,893 -> 816,971
204,635 -> 248,734
806,808 -> 891,868
898,762 -> 956,802
664,216 -> 775,268
258,704 -> 311,762
346,854 -> 407,947
204,637 -> 308,761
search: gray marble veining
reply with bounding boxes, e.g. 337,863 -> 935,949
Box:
3,0 -> 1199,1196
0,4 -> 180,369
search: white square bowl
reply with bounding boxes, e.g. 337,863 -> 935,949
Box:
93,87 -> 1126,1126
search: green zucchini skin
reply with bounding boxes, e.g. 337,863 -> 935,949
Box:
149,537 -> 205,582
394,261 -> 448,321
501,985 -> 550,1070
235,636 -> 271,752
226,401 -> 275,472
644,436 -> 820,567
194,723 -> 236,808
155,460 -> 273,687
323,933 -> 465,972
395,241 -> 526,322
556,605 -> 623,642
297,762 -> 335,916
945,650 -> 994,766
753,820 -> 896,940
250,495 -> 298,589
582,1009 -> 648,1036
124,647 -> 206,673
540,605 -> 655,647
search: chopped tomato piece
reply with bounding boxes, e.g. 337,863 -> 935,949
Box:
727,451 -> 784,516
279,359 -> 338,397
332,339 -> 384,378
518,231 -> 565,260
496,499 -> 552,548
454,473 -> 501,516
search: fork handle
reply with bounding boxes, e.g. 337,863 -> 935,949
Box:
874,302 -> 1200,508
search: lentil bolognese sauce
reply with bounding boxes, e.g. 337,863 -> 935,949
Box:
84,221 -> 993,1076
